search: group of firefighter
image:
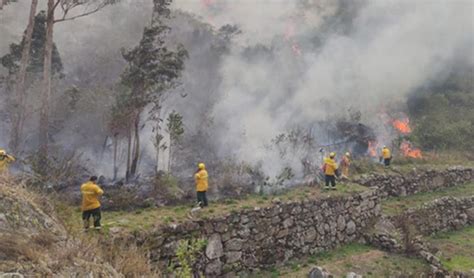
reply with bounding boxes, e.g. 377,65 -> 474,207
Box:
0,145 -> 390,231
322,146 -> 391,190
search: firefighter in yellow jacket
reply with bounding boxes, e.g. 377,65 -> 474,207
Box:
0,149 -> 15,174
80,176 -> 104,231
340,152 -> 351,178
323,152 -> 338,190
195,163 -> 209,207
381,146 -> 392,167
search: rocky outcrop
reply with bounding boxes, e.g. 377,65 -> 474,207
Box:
355,167 -> 473,198
0,178 -> 122,277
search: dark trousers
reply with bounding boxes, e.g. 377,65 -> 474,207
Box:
325,175 -> 336,187
197,191 -> 208,207
384,158 -> 391,166
82,207 -> 101,228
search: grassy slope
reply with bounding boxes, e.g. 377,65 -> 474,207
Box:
428,226 -> 474,272
57,183 -> 368,233
382,182 -> 474,216
249,243 -> 429,278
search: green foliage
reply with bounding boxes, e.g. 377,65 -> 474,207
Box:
1,11 -> 63,78
170,238 -> 207,278
409,89 -> 474,152
119,1 -> 188,112
166,111 -> 184,143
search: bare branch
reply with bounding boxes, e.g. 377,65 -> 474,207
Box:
54,2 -> 106,23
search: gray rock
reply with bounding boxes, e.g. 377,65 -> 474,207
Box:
346,272 -> 362,278
283,218 -> 294,228
337,215 -> 346,231
225,251 -> 242,264
346,220 -> 356,235
206,234 -> 224,259
225,238 -> 244,251
305,227 -> 317,243
205,259 -> 223,276
308,266 -> 332,278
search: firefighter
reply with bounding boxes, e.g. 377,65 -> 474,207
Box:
195,163 -> 209,207
340,152 -> 351,178
81,176 -> 104,231
381,146 -> 392,167
323,152 -> 338,190
0,149 -> 15,174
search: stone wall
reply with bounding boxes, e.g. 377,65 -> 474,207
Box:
141,191 -> 381,276
355,167 -> 473,198
129,167 -> 473,276
393,196 -> 474,236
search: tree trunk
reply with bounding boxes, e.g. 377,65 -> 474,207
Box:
130,112 -> 140,177
39,0 -> 54,165
125,126 -> 132,182
168,134 -> 172,173
113,134 -> 118,181
9,0 -> 38,152
155,104 -> 162,173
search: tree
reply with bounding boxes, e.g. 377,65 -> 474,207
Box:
119,0 -> 187,179
0,0 -> 18,10
38,0 -> 118,170
166,111 -> 184,173
1,10 -> 63,152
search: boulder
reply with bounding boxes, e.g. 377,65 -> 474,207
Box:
206,234 -> 224,259
308,266 -> 332,278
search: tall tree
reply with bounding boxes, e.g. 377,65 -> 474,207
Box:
38,0 -> 118,167
9,0 -> 38,152
119,0 -> 187,179
0,0 -> 17,10
166,111 -> 184,173
1,11 -> 63,153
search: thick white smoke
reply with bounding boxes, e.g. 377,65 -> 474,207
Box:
1,0 -> 473,181
173,0 -> 474,177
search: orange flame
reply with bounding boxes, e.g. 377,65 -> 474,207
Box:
400,141 -> 422,158
368,141 -> 378,157
392,118 -> 412,134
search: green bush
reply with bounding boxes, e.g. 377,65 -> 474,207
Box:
409,90 -> 474,152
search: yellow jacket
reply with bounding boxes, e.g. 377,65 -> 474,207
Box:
324,157 -> 338,176
341,156 -> 351,167
0,154 -> 15,173
382,148 -> 391,159
80,181 -> 104,211
195,169 -> 209,192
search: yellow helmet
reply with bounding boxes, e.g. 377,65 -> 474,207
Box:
329,152 -> 336,158
198,163 -> 205,170
0,149 -> 5,155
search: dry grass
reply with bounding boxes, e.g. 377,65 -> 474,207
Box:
0,233 -> 40,262
56,182 -> 368,233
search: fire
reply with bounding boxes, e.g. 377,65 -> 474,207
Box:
400,141 -> 423,158
392,118 -> 412,134
368,141 -> 378,157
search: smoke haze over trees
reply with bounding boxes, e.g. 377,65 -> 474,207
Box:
0,0 -> 473,192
